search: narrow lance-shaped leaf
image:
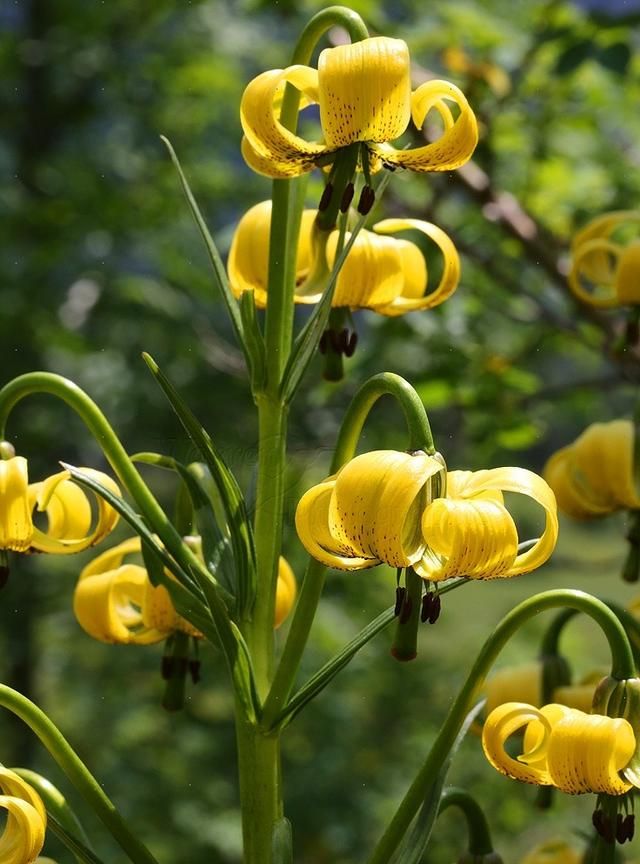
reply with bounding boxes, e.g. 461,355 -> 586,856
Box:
160,136 -> 248,361
239,289 -> 266,393
142,353 -> 257,619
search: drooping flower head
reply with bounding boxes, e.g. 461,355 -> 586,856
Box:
296,452 -> 557,580
568,211 -> 640,307
543,419 -> 640,519
74,537 -> 297,643
482,701 -> 637,795
241,36 -> 478,179
0,455 -> 120,554
228,201 -> 460,316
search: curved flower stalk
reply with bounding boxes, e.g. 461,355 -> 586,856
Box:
417,468 -> 557,580
297,455 -> 557,579
228,201 -> 460,315
0,767 -> 47,864
519,838 -> 582,864
568,210 -> 640,307
544,419 -> 640,519
74,537 -> 297,643
241,36 -> 478,179
482,702 -> 637,795
0,454 -> 120,554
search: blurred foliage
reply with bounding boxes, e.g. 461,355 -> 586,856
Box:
3,0 -> 640,861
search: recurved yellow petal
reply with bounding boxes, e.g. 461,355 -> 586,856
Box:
240,66 -> 325,178
329,450 -> 444,568
546,710 -> 634,795
418,496 -> 518,580
373,79 -> 478,172
0,457 -> 33,552
570,420 -> 640,511
543,447 -> 611,519
318,37 -> 411,148
29,468 -> 120,554
482,702 -> 553,785
295,478 -> 378,570
0,768 -> 47,864
325,229 -> 404,309
372,218 -> 460,314
568,238 -> 622,308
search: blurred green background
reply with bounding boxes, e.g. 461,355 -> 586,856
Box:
3,0 -> 640,860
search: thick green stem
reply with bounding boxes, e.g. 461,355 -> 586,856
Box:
263,373 -> 435,726
0,684 -> 158,864
235,715 -> 282,864
368,589 -> 635,864
438,788 -> 494,856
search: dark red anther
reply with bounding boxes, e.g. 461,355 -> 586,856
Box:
592,810 -> 615,844
318,183 -> 334,212
618,814 -> 635,843
0,566 -> 9,591
161,656 -> 174,680
189,659 -> 201,684
340,182 -> 355,212
420,593 -> 433,623
357,185 -> 375,215
428,594 -> 442,624
394,586 -> 406,617
344,331 -> 358,358
399,595 -> 413,624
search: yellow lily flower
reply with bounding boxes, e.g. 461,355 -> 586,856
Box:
0,767 -> 47,864
568,210 -> 640,307
228,201 -> 459,315
295,449 -> 445,570
0,456 -> 120,554
543,420 -> 640,519
240,36 -> 478,178
74,538 -> 296,642
482,701 -> 636,795
519,839 -> 582,864
417,468 -> 558,580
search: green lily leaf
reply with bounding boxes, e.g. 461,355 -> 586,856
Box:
142,353 -> 257,620
270,606 -> 396,731
160,136 -> 247,358
47,816 -> 106,864
390,700 -> 485,864
272,817 -> 293,864
239,288 -> 266,393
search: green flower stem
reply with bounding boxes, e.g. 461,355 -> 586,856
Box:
390,568 -> 423,662
438,787 -> 494,856
333,372 -> 436,463
0,684 -> 159,864
262,374 -> 434,727
0,373 -> 205,589
235,713 -> 282,864
368,589 -> 636,864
